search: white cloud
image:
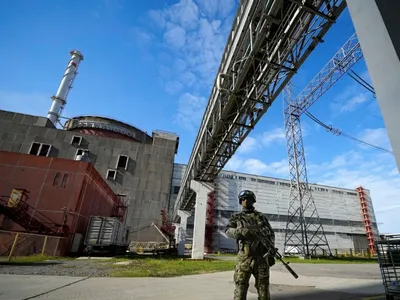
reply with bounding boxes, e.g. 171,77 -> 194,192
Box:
164,25 -> 186,48
130,27 -> 153,46
261,128 -> 286,146
174,93 -> 206,131
237,128 -> 286,154
164,0 -> 200,30
179,71 -> 197,86
359,127 -> 391,150
238,137 -> 259,154
308,149 -> 400,233
225,156 -> 288,178
165,80 -> 184,95
241,158 -> 268,174
143,0 -> 238,131
340,92 -> 370,113
197,0 -> 236,17
330,81 -> 374,115
148,10 -> 166,28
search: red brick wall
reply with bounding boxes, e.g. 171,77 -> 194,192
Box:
0,151 -> 122,246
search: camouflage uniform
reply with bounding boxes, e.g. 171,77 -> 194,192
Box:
226,206 -> 275,300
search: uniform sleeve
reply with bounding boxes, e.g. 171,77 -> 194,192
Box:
225,214 -> 239,239
261,213 -> 275,247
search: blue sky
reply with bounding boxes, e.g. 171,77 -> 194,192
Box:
0,0 -> 399,233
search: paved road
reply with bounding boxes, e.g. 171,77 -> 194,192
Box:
207,255 -> 382,280
272,262 -> 382,280
0,264 -> 386,300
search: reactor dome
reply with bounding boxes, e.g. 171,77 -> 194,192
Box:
64,115 -> 152,143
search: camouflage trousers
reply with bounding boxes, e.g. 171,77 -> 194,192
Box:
233,252 -> 270,300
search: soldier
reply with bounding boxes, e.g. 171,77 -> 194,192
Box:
225,190 -> 275,300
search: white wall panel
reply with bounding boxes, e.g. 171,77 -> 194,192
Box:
172,164 -> 379,253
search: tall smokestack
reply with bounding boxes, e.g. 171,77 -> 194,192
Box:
47,50 -> 84,125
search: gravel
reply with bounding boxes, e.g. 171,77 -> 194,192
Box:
0,259 -> 115,277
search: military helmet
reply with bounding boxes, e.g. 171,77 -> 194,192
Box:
238,190 -> 256,204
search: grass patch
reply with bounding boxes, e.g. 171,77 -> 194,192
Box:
208,254 -> 378,264
282,256 -> 378,264
4,254 -> 73,265
110,257 -> 236,277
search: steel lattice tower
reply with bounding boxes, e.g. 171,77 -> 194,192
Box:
283,84 -> 331,258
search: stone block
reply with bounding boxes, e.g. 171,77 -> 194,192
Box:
0,120 -> 12,129
46,129 -> 58,140
12,113 -> 24,123
21,114 -> 36,125
14,135 -> 26,144
9,143 -> 22,152
2,112 -> 14,121
1,141 -> 12,151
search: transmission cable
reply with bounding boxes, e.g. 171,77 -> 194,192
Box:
334,59 -> 376,95
304,110 -> 393,155
347,70 -> 375,95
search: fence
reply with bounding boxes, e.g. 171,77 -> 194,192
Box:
0,230 -> 68,261
296,247 -> 376,258
208,246 -> 377,258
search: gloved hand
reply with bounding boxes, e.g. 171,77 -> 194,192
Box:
235,228 -> 253,240
267,255 -> 276,267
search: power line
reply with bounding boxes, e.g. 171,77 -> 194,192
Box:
348,70 -> 375,95
334,58 -> 376,96
304,110 -> 393,155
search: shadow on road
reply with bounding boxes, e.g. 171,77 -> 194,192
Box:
247,282 -> 386,300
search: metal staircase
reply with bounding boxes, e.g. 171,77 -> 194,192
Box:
0,234 -> 29,256
0,189 -> 68,237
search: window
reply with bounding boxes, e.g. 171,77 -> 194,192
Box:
53,172 -> 61,186
61,174 -> 68,188
71,135 -> 82,146
29,142 -> 51,157
221,174 -> 234,179
332,190 -> 344,194
106,170 -> 117,180
117,155 -> 129,170
53,173 -> 68,188
238,176 -> 247,181
75,149 -> 88,160
173,186 -> 180,194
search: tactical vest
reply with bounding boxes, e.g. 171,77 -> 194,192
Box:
236,210 -> 269,257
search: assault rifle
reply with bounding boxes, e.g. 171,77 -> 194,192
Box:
238,217 -> 299,279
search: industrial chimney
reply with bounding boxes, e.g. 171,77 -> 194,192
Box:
47,50 -> 84,126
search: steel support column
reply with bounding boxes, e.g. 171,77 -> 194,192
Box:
347,0 -> 400,172
191,181 -> 214,259
176,210 -> 190,256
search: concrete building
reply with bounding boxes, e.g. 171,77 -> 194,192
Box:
0,109 -> 179,244
171,163 -> 379,254
0,106 -> 380,255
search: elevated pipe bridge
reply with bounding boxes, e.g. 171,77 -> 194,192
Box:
173,0 -> 347,218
